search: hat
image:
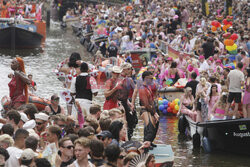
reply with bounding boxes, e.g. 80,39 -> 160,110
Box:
23,120 -> 36,130
173,15 -> 178,19
199,55 -> 205,60
97,130 -> 112,139
216,59 -> 221,63
35,113 -> 49,121
167,57 -> 173,61
208,57 -> 213,61
20,148 -> 38,160
135,36 -> 142,41
112,66 -> 122,73
27,129 -> 40,140
121,63 -> 132,70
197,28 -> 203,33
20,113 -> 29,123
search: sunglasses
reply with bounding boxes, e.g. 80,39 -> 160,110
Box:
119,155 -> 125,159
53,98 -> 60,101
63,145 -> 74,149
36,122 -> 44,125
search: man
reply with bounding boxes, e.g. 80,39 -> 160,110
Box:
118,63 -> 136,140
0,134 -> 14,149
226,62 -> 245,119
35,112 -> 49,147
25,136 -> 38,153
138,71 -> 159,144
1,124 -> 14,137
103,66 -> 122,110
99,117 -> 112,131
6,129 -> 29,167
6,110 -> 21,132
107,41 -> 118,65
89,104 -> 102,120
201,37 -> 214,59
0,148 -> 9,167
45,94 -> 65,115
185,72 -> 199,98
43,125 -> 62,166
70,62 -> 98,116
104,144 -> 121,167
19,148 -> 37,167
57,137 -> 75,167
96,130 -> 113,148
68,137 -> 94,167
198,55 -> 209,73
89,139 -> 106,166
52,114 -> 67,131
28,74 -> 37,94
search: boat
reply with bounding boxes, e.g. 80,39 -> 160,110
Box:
149,144 -> 174,167
158,87 -> 184,102
1,94 -> 50,112
179,114 -> 250,155
0,18 -> 46,49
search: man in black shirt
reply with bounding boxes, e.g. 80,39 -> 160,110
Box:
201,37 -> 214,59
58,137 -> 75,167
185,72 -> 199,98
107,41 -> 118,58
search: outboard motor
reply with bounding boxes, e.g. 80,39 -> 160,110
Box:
193,124 -> 201,150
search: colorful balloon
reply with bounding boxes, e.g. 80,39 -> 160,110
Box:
167,107 -> 172,113
174,99 -> 180,105
211,26 -> 217,32
162,109 -> 167,114
224,39 -> 234,46
175,105 -> 179,111
226,45 -> 233,51
211,21 -> 217,27
230,33 -> 238,40
158,100 -> 163,105
159,104 -> 165,111
163,99 -> 168,105
170,102 -> 175,109
222,19 -> 228,25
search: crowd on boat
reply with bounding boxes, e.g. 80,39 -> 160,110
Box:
0,0 -> 250,167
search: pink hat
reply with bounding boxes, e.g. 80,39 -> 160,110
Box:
199,55 -> 205,60
167,57 -> 173,61
208,57 -> 213,61
173,15 -> 179,19
216,59 -> 221,63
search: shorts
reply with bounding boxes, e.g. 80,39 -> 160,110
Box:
228,92 -> 242,103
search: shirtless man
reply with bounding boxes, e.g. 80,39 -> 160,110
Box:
139,71 -> 159,144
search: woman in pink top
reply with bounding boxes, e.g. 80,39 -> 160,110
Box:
211,94 -> 227,120
207,84 -> 220,120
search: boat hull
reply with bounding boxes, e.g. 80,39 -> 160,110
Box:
182,115 -> 250,155
0,26 -> 43,49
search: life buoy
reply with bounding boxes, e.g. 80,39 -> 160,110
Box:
28,95 -> 51,111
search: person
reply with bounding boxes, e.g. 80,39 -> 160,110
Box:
25,136 -> 38,153
207,84 -> 220,119
201,37 -> 214,59
89,139 -> 106,166
107,41 -> 118,65
103,66 -> 122,110
118,63 -> 136,140
56,52 -> 82,115
185,72 -> 199,98
211,93 -> 228,120
168,62 -> 180,85
6,129 -> 29,167
1,124 -> 14,137
19,112 -> 29,129
109,120 -> 127,146
178,87 -> 196,121
96,130 -> 113,148
35,158 -> 51,167
45,94 -> 65,115
0,147 -> 9,167
70,62 -> 98,117
27,74 -> 37,94
104,144 -> 121,167
19,148 -> 37,167
240,51 -> 249,71
8,57 -> 31,109
6,110 -> 21,132
225,62 -> 245,119
0,134 -> 14,149
176,52 -> 187,72
242,67 -> 250,118
89,104 -> 102,120
198,55 -> 209,73
138,71 -> 159,144
68,137 -> 94,167
35,112 -> 49,147
57,137 -> 75,167
145,154 -> 155,167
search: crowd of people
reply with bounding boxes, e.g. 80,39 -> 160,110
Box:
1,0 -> 250,167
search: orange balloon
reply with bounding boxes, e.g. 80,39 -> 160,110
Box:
211,26 -> 217,32
222,25 -> 227,31
170,102 -> 175,109
173,109 -> 178,114
224,39 -> 234,46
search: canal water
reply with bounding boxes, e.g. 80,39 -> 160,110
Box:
0,23 -> 249,166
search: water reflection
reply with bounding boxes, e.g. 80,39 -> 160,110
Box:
0,25 -> 249,167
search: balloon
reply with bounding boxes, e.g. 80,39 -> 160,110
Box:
231,43 -> 237,50
167,107 -> 172,113
159,104 -> 165,111
224,39 -> 234,46
228,21 -> 232,26
226,45 -> 234,51
211,26 -> 217,32
158,100 -> 163,105
222,32 -> 231,38
175,105 -> 179,111
158,97 -> 163,101
211,21 -> 217,27
229,50 -> 237,55
174,99 -> 180,105
166,79 -> 173,86
168,103 -> 171,107
163,99 -> 168,105
222,25 -> 227,31
162,109 -> 167,114
222,19 -> 228,25
230,33 -> 238,40
164,104 -> 168,109
170,102 -> 175,109
215,22 -> 221,28
173,109 -> 178,114
178,101 -> 180,106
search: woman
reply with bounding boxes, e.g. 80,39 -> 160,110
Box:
167,62 -> 180,85
145,154 -> 155,167
55,52 -> 82,115
178,87 -> 196,121
196,77 -> 210,122
243,67 -> 250,118
109,120 -> 127,146
211,93 -> 228,120
8,57 -> 30,109
207,84 -> 220,120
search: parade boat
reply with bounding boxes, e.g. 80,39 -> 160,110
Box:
149,144 -> 174,167
179,114 -> 250,155
0,18 -> 46,49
